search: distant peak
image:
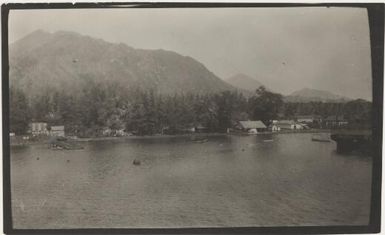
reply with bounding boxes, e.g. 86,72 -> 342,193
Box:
20,29 -> 52,39
297,87 -> 314,92
11,29 -> 53,47
29,29 -> 50,35
53,30 -> 82,36
226,73 -> 255,81
290,87 -> 333,96
225,73 -> 264,93
287,87 -> 352,102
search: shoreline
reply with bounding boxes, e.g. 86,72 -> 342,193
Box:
10,129 -> 332,146
64,129 -> 333,142
79,129 -> 331,140
75,133 -> 227,142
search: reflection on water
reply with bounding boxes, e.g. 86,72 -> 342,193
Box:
11,133 -> 372,228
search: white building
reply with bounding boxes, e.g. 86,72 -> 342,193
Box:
30,122 -> 48,135
238,120 -> 267,133
50,126 -> 65,137
269,124 -> 281,132
276,120 -> 304,130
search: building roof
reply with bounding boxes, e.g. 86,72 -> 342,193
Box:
51,126 -> 65,131
296,115 -> 322,119
195,124 -> 208,129
239,121 -> 266,129
275,123 -> 293,128
325,115 -> 345,121
277,120 -> 295,125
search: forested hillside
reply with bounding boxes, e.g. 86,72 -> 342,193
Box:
10,84 -> 371,136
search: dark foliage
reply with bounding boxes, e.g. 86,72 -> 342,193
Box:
249,86 -> 283,126
9,87 -> 30,134
10,83 -> 372,136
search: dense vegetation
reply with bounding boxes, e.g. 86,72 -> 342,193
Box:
9,82 -> 372,137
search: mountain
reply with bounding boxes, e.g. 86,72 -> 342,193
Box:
225,73 -> 264,93
9,30 -> 235,98
284,88 -> 351,103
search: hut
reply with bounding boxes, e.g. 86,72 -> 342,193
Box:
324,115 -> 348,128
49,126 -> 65,137
296,115 -> 322,124
30,122 -> 48,136
195,124 -> 209,133
268,124 -> 281,132
237,121 -> 267,134
276,120 -> 303,130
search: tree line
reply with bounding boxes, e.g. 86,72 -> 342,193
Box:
9,82 -> 372,137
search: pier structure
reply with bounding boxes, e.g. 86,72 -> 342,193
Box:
330,129 -> 372,153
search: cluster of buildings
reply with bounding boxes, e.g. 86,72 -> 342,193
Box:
13,115 -> 348,137
235,120 -> 306,134
28,122 -> 65,137
102,128 -> 128,137
234,115 -> 348,134
296,115 -> 348,128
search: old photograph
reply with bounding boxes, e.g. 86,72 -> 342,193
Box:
3,3 -> 382,232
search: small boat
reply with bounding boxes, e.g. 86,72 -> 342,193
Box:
51,145 -> 64,150
263,139 -> 274,142
194,138 -> 208,143
190,135 -> 208,143
48,136 -> 84,150
311,134 -> 331,142
133,159 -> 141,165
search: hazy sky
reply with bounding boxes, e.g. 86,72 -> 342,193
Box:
9,7 -> 372,99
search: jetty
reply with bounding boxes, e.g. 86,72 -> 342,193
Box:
311,133 -> 331,142
330,129 -> 372,154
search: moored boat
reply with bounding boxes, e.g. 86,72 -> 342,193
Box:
48,136 -> 84,150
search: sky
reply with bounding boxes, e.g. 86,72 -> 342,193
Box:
9,7 -> 372,100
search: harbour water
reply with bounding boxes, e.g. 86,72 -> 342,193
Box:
10,133 -> 372,228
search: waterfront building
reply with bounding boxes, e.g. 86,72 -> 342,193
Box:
268,124 -> 281,132
50,126 -> 65,137
237,120 -> 267,133
296,115 -> 322,124
30,122 -> 48,136
324,115 -> 348,128
276,120 -> 304,130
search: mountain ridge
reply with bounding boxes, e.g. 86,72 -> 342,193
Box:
284,88 -> 352,103
10,30 -> 355,103
224,73 -> 265,93
9,30 -> 235,98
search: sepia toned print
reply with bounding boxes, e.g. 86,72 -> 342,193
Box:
6,5 -> 377,230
